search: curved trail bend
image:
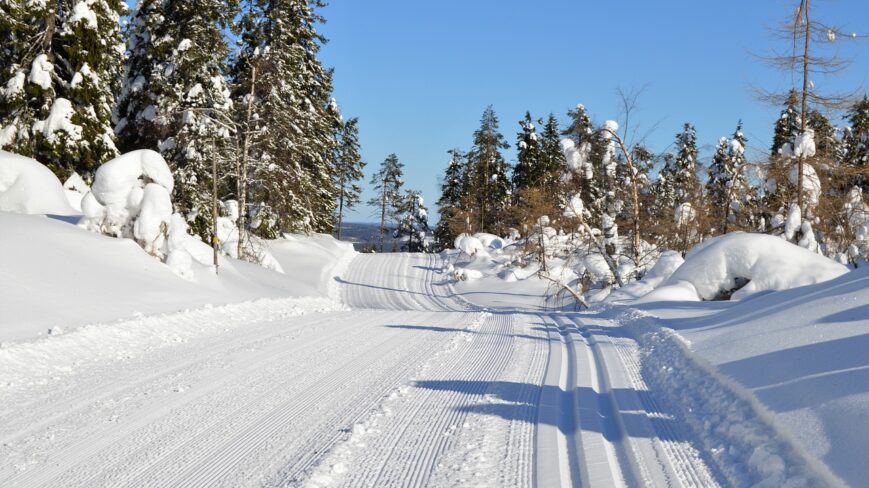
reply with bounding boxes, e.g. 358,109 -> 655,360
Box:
0,252 -> 719,487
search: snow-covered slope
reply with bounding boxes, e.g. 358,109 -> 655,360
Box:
0,211 -> 354,342
0,151 -> 78,215
625,267 -> 869,487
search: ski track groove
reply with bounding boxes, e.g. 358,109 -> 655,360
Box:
341,312 -> 514,488
5,313 -> 379,487
607,329 -> 721,488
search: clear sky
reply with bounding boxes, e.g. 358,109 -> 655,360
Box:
317,1 -> 869,224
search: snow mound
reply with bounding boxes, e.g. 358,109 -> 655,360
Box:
0,150 -> 77,215
454,234 -> 488,257
640,233 -> 848,302
607,251 -> 684,302
80,149 -> 174,241
473,233 -> 505,250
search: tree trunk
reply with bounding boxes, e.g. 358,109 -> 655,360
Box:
379,183 -> 387,253
211,138 -> 219,275
336,177 -> 345,240
237,65 -> 257,259
798,0 -> 811,216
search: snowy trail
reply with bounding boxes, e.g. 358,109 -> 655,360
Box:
0,252 -> 730,487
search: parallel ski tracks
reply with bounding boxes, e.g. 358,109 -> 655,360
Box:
1,252 -> 723,488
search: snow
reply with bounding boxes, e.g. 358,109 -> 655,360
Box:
69,0 -> 98,29
2,71 -> 25,98
132,183 -> 172,257
625,267 -> 869,487
0,150 -> 77,215
32,98 -> 83,143
784,203 -> 802,240
640,233 -> 848,302
0,234 -> 865,486
27,54 -> 52,90
0,124 -> 16,147
674,202 -> 696,227
788,161 -> 822,209
607,250 -> 684,302
0,211 -> 355,342
454,234 -> 488,257
563,192 -> 586,219
62,172 -> 90,211
81,149 -> 173,237
793,129 -> 817,158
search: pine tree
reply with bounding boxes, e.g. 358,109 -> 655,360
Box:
333,117 -> 364,239
434,149 -> 466,250
512,111 -> 541,196
0,0 -> 125,178
115,0 -> 235,238
368,153 -> 404,252
467,106 -> 510,234
229,0 -> 341,236
394,190 -> 430,252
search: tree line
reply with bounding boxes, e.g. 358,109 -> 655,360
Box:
434,94 -> 868,268
434,1 -> 868,275
0,0 -> 367,254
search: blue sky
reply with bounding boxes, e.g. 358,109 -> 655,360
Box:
318,1 -> 869,223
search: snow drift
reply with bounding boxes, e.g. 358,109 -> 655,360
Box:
0,211 -> 355,342
0,150 -> 77,215
639,233 -> 848,302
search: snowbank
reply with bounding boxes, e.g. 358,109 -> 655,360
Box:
0,212 -> 355,342
0,150 -> 77,215
639,233 -> 848,302
625,266 -> 869,487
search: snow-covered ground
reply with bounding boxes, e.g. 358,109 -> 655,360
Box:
0,211 -> 354,342
1,215 -> 866,486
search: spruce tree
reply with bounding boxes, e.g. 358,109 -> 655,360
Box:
707,122 -> 752,234
1,0 -> 125,178
333,117 -> 365,239
672,123 -> 702,207
771,89 -> 801,156
229,0 -> 341,236
467,106 -> 510,234
51,0 -> 126,176
115,0 -> 235,238
538,113 -> 566,191
842,95 -> 869,192
368,153 -> 404,252
512,111 -> 541,196
0,0 -> 56,160
434,149 -> 466,250
394,190 -> 430,252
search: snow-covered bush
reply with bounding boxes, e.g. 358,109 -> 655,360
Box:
639,233 -> 848,302
0,150 -> 77,215
454,234 -> 488,257
844,187 -> 869,264
77,150 -> 199,276
79,150 -> 174,247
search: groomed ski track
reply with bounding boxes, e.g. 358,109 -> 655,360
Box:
0,252 -> 723,487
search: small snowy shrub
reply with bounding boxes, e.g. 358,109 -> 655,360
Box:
78,150 -> 196,276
